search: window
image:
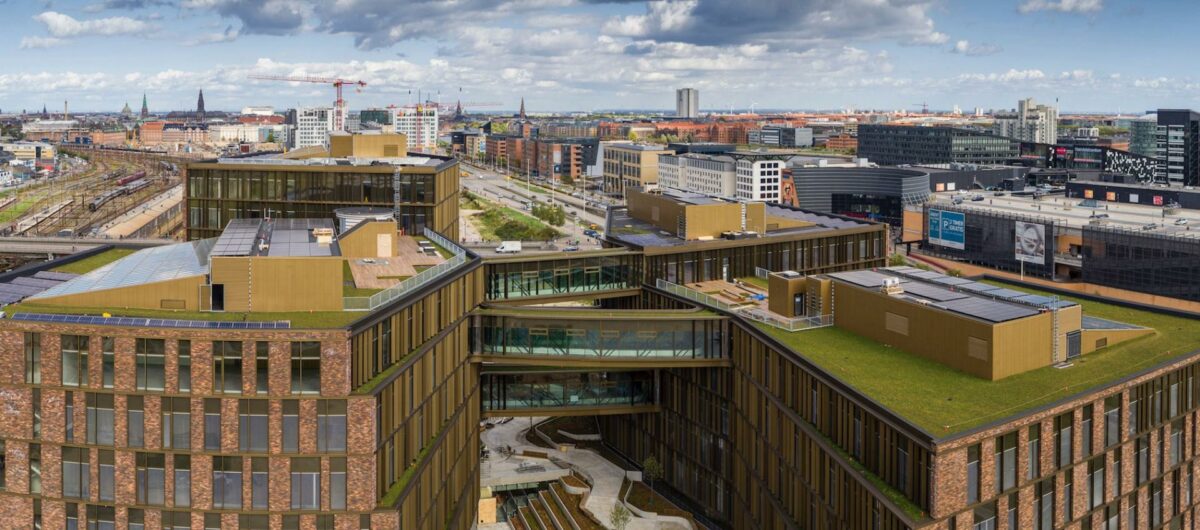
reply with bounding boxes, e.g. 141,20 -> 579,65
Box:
98,450 -> 114,501
330,458 -> 347,510
174,454 -> 191,508
1104,395 -> 1120,448
291,458 -> 321,509
317,400 -> 347,452
213,341 -> 243,394
32,388 -> 40,439
1111,448 -> 1122,497
203,513 -> 221,530
896,446 -> 908,495
28,443 -> 40,494
65,391 -> 74,442
162,511 -> 190,530
251,457 -> 269,510
1006,494 -> 1017,530
1151,480 -> 1162,527
204,399 -> 221,451
83,394 -> 114,447
972,503 -> 996,530
177,340 -> 190,393
1034,479 -> 1053,530
128,509 -> 144,530
162,397 -> 190,450
967,444 -> 980,503
212,456 -> 243,509
239,515 -> 269,530
135,338 -> 165,391
61,446 -> 89,499
1081,404 -> 1093,456
1088,457 -> 1105,510
1170,419 -> 1183,468
87,505 -> 115,530
1137,435 -> 1150,484
994,432 -> 1017,493
255,341 -> 269,394
61,335 -> 89,387
66,503 -> 79,530
24,332 -> 41,384
127,395 -> 144,448
1063,472 -> 1074,522
239,400 -> 269,452
135,452 -> 165,505
282,400 -> 299,452
1027,424 -> 1041,479
101,337 -> 114,389
1129,396 -> 1140,435
291,342 -> 321,395
1055,412 -> 1073,468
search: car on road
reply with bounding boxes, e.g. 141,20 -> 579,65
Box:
563,245 -> 580,251
1175,218 -> 1190,226
971,194 -> 985,201
582,229 -> 599,238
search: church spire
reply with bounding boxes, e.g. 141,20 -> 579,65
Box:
519,97 -> 526,120
140,93 -> 149,119
196,89 -> 206,122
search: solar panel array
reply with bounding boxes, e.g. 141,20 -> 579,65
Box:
826,270 -> 906,288
0,269 -> 79,304
11,313 -> 292,329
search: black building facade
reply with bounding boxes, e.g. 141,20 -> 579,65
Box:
1082,226 -> 1200,301
858,125 -> 1018,166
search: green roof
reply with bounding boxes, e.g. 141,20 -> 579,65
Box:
50,248 -> 138,275
760,283 -> 1199,437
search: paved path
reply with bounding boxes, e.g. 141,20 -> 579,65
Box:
483,417 -> 662,530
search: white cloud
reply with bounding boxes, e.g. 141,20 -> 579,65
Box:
34,11 -> 152,38
1018,0 -> 1103,14
950,40 -> 1003,56
19,37 -> 66,49
956,69 -> 1047,83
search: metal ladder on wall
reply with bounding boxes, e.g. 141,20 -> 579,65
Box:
1050,295 -> 1061,364
392,165 -> 402,231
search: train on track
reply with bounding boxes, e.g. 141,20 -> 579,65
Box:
88,178 -> 151,212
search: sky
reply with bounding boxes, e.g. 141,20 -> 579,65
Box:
1,0 -> 1198,114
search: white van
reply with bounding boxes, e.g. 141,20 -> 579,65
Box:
495,241 -> 522,254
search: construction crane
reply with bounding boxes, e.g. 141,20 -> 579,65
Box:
248,74 -> 367,132
912,102 -> 929,114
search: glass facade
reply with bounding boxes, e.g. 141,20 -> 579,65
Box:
923,205 -> 1057,279
481,370 -> 655,411
484,253 -> 641,300
1082,226 -> 1200,301
476,313 -> 727,359
185,163 -> 459,240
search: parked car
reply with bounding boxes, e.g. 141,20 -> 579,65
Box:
563,245 -> 580,252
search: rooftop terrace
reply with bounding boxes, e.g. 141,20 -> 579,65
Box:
759,280 -> 1191,437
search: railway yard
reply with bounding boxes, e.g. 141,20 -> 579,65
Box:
0,147 -> 184,239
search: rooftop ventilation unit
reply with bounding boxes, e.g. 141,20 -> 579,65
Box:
881,277 -> 904,295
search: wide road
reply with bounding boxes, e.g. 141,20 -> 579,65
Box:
459,161 -> 609,250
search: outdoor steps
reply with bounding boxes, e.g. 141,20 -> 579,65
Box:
519,505 -> 545,530
539,489 -> 574,530
529,492 -> 558,530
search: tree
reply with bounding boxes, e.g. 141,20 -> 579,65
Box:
641,455 -> 664,510
609,503 -> 632,530
627,131 -> 639,142
265,131 -> 276,143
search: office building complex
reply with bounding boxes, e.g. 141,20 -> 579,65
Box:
1151,109 -> 1200,186
658,153 -> 738,198
2,166 -> 1198,530
750,126 -> 813,148
992,97 -> 1058,144
184,134 -> 460,241
791,167 -> 930,227
293,108 -> 334,149
858,124 -> 1018,166
675,88 -> 699,118
733,151 -> 788,203
601,142 -> 674,196
391,107 -> 439,153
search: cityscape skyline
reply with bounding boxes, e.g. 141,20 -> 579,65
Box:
3,0 -> 1199,113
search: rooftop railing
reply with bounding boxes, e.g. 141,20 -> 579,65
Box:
344,228 -> 470,311
655,278 -> 833,332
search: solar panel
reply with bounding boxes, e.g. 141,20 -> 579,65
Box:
827,270 -> 904,288
931,276 -> 973,287
32,271 -> 78,281
31,239 -> 214,300
0,283 -> 46,296
12,277 -> 63,289
8,313 -> 291,329
955,281 -> 1003,294
907,270 -> 945,280
983,288 -> 1030,300
211,219 -> 262,257
938,297 -> 1040,323
899,282 -> 971,302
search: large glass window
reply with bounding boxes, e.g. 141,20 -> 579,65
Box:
28,444 -> 40,494
177,340 -> 191,393
212,456 -> 243,509
61,335 -> 89,387
214,341 -> 243,394
290,458 -> 321,509
98,450 -> 114,502
967,444 -> 980,504
204,398 -> 221,451
127,395 -> 145,448
291,342 -> 321,395
135,452 -> 165,505
1104,395 -> 1120,448
282,400 -> 299,452
61,446 -> 89,499
1055,412 -> 1073,468
135,338 -> 165,391
330,458 -> 347,510
255,341 -> 270,394
239,400 -> 269,452
101,337 -> 114,389
251,457 -> 269,510
317,400 -> 346,453
86,393 -> 114,446
995,432 -> 1017,493
174,454 -> 191,508
24,332 -> 41,384
162,397 -> 190,449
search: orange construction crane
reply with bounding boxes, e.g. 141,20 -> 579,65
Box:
248,74 -> 367,131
